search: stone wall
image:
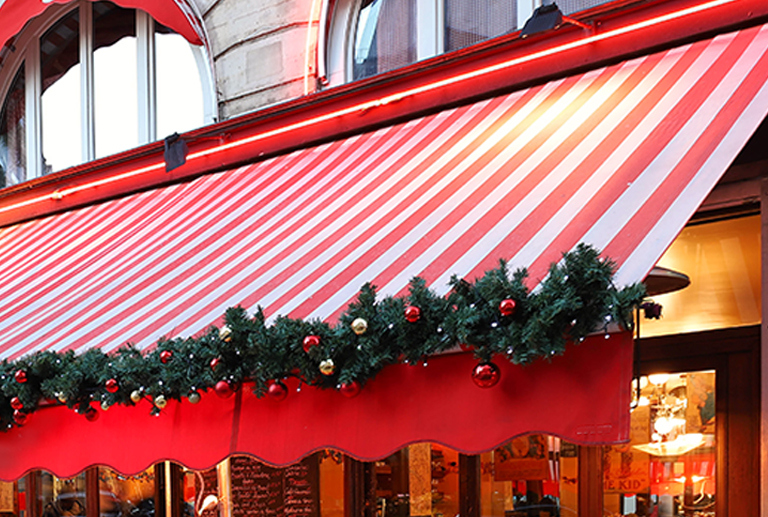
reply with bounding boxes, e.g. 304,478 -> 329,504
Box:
193,0 -> 317,119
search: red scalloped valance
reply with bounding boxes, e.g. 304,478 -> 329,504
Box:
0,0 -> 203,53
0,333 -> 631,481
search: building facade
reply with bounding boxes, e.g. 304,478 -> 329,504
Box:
0,0 -> 767,516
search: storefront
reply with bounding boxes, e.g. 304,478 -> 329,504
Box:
0,0 -> 766,515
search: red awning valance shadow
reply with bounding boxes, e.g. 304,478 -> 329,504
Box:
0,0 -> 204,51
0,334 -> 632,481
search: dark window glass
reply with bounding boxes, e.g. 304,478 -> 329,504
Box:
557,0 -> 613,14
0,67 -> 26,188
445,0 -> 516,52
353,0 -> 416,80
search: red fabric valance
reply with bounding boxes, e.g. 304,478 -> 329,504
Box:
0,333 -> 632,481
0,0 -> 204,53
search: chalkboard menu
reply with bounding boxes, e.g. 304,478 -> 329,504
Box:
229,456 -> 319,517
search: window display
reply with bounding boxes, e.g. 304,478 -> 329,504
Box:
37,473 -> 86,517
604,371 -> 716,517
98,468 -> 155,517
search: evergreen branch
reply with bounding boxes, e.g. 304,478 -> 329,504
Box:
0,244 -> 645,429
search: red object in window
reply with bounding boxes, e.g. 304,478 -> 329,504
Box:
18,492 -> 25,511
0,0 -> 204,55
0,333 -> 632,480
183,475 -> 196,502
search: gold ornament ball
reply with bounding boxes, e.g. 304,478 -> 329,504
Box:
154,395 -> 167,409
219,325 -> 232,342
56,392 -> 67,404
319,359 -> 336,376
130,390 -> 143,403
101,401 -> 110,411
351,318 -> 368,335
188,391 -> 201,404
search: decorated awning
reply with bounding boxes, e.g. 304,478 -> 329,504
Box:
0,0 -> 204,50
0,23 -> 767,478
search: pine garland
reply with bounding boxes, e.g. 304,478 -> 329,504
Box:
0,244 -> 646,429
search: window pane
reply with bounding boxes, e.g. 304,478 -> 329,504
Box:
0,66 -> 26,187
557,0 -> 615,15
642,215 -> 760,337
374,444 -> 463,516
36,472 -> 86,517
481,436 -> 574,517
155,24 -> 205,140
318,451 -> 345,517
606,371 -> 716,516
353,0 -> 416,80
93,2 -> 138,159
445,0 -> 517,52
40,8 -> 81,174
98,467 -> 155,517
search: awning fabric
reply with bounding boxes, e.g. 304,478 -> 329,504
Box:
1,23 -> 768,476
0,333 -> 632,480
0,0 -> 204,50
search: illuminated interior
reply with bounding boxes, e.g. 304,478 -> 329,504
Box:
605,370 -> 716,517
641,215 -> 760,337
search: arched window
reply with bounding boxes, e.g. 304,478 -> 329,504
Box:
327,0 -> 617,84
0,0 -> 215,187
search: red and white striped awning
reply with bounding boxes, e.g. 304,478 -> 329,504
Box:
2,23 -> 768,361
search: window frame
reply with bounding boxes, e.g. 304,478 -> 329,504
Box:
326,0 -> 538,86
0,0 -> 216,183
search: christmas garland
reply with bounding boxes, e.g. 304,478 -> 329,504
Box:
0,244 -> 646,429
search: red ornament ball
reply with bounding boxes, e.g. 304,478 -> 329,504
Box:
303,335 -> 321,353
105,378 -> 119,393
268,381 -> 288,401
84,407 -> 99,422
210,357 -> 221,371
499,299 -> 517,317
472,362 -> 501,388
215,380 -> 233,398
160,350 -> 173,364
339,381 -> 361,398
13,410 -> 27,425
10,397 -> 23,411
404,306 -> 421,323
14,370 -> 27,384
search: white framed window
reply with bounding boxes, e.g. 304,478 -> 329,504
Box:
0,0 -> 216,187
325,0 -> 614,85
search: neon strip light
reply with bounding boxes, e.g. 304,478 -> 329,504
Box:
189,0 -> 735,160
0,0 -> 737,216
0,162 -> 165,215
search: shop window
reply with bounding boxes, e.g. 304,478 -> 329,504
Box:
98,467 -> 156,517
641,214 -> 760,337
0,0 -> 215,187
35,472 -> 87,517
0,479 -> 21,517
606,370 -> 716,516
330,0 -> 620,84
